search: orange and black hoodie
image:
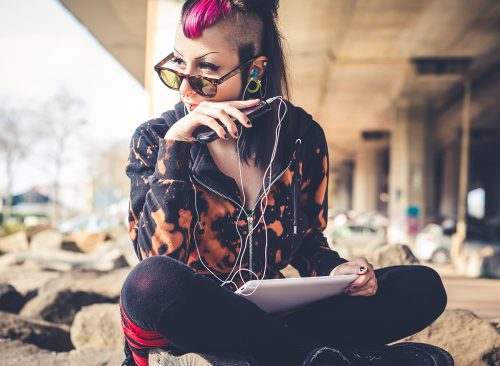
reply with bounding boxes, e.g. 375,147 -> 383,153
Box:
125,99 -> 348,290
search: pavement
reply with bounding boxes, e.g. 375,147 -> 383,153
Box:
425,261 -> 500,321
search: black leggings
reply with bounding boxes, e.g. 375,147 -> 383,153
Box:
120,255 -> 447,366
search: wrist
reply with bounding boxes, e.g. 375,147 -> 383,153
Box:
164,130 -> 194,142
330,264 -> 342,276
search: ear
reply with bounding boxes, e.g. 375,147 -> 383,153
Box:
247,56 -> 268,82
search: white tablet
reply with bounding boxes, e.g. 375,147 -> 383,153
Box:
235,274 -> 359,313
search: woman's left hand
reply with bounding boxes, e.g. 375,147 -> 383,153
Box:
330,257 -> 378,297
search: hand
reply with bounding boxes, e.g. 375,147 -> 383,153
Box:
164,99 -> 261,142
330,257 -> 378,297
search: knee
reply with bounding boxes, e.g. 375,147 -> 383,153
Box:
414,265 -> 448,318
120,256 -> 194,324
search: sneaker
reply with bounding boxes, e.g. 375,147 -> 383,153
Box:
390,342 -> 454,366
148,348 -> 260,366
302,343 -> 441,366
302,346 -> 352,366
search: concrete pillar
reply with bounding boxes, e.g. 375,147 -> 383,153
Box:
331,160 -> 354,212
353,142 -> 383,213
439,142 -> 459,220
388,97 -> 435,243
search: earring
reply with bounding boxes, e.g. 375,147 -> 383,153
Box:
247,69 -> 261,93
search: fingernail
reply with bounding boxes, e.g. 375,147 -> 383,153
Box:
360,267 -> 366,272
351,285 -> 357,289
224,133 -> 229,140
234,132 -> 239,138
247,121 -> 252,126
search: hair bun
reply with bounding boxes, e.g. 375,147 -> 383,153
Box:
231,0 -> 279,17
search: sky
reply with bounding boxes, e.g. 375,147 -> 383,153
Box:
0,0 -> 148,196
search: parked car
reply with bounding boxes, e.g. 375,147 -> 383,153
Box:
58,213 -> 121,235
327,223 -> 387,259
413,223 -> 499,264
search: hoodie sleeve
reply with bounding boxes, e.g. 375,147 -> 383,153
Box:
125,119 -> 195,261
291,124 -> 349,277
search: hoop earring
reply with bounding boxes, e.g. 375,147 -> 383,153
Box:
247,77 -> 261,93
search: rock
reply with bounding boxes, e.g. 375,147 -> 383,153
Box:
62,231 -> 108,253
25,224 -> 52,242
0,284 -> 25,313
0,262 -> 60,296
116,232 -> 140,267
0,311 -> 72,351
10,241 -> 130,272
30,229 -> 63,251
71,304 -> 124,350
0,339 -> 123,366
19,288 -> 116,325
78,242 -> 129,271
18,267 -> 129,325
368,244 -> 420,269
392,309 -> 500,366
0,231 -> 29,254
40,267 -> 130,299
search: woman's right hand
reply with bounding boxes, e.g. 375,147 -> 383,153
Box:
164,99 -> 261,142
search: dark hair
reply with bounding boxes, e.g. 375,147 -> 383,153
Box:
180,0 -> 294,171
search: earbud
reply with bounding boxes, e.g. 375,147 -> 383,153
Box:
251,69 -> 259,77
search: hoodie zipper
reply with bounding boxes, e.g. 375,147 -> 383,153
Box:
191,160 -> 292,273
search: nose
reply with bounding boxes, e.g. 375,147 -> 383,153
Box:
179,75 -> 197,97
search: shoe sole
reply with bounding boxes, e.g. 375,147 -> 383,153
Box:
148,348 -> 257,366
391,342 -> 454,366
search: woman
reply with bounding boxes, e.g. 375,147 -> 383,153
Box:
120,1 -> 452,365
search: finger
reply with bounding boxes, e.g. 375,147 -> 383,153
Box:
224,105 -> 253,128
346,286 -> 378,297
349,274 -> 372,288
227,99 -> 261,109
350,277 -> 377,291
335,262 -> 359,275
203,107 -> 239,138
196,113 -> 228,140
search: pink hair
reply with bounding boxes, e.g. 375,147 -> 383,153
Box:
182,0 -> 232,38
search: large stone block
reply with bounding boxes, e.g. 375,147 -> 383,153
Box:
0,231 -> 28,254
71,303 -> 124,350
368,243 -> 420,269
0,311 -> 72,351
30,229 -> 63,251
20,288 -> 115,325
392,308 -> 500,366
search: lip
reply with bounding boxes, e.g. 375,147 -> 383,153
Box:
187,103 -> 199,111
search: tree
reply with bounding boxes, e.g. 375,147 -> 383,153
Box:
39,87 -> 86,225
0,100 -> 40,224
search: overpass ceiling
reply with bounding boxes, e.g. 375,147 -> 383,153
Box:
58,0 -> 147,86
280,0 -> 500,163
59,0 -> 500,164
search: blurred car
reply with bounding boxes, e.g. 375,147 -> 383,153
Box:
327,223 -> 387,259
58,213 -> 120,235
413,223 -> 499,264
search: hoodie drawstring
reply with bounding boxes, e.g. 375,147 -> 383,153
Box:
293,138 -> 302,235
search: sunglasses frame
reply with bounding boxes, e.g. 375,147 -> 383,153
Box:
154,52 -> 263,97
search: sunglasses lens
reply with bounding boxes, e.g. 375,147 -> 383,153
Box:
159,69 -> 181,90
189,76 -> 216,97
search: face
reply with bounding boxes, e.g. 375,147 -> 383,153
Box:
173,22 -> 266,111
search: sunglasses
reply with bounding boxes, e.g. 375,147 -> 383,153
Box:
154,52 -> 262,98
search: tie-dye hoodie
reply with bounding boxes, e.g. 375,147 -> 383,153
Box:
125,99 -> 347,290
